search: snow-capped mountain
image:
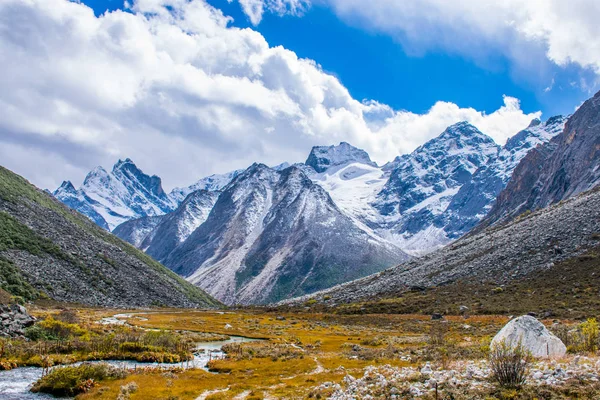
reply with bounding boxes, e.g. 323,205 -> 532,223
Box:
304,120 -> 564,255
54,159 -> 176,230
306,142 -> 377,173
169,170 -> 242,204
111,216 -> 164,248
440,116 -> 567,238
160,163 -> 409,305
372,122 -> 500,253
53,181 -> 114,230
115,189 -> 220,261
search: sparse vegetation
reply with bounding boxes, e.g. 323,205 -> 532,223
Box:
0,307 -> 594,399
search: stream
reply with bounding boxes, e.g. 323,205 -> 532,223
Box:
0,315 -> 263,399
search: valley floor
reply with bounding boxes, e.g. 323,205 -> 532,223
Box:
4,307 -> 600,399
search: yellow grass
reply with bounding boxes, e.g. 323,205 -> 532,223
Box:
36,308 -> 510,399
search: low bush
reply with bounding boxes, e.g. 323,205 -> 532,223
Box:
489,340 -> 531,388
30,363 -> 128,396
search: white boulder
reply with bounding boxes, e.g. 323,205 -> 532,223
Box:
491,315 -> 566,358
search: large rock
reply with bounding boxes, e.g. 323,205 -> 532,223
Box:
491,315 -> 566,358
0,304 -> 36,337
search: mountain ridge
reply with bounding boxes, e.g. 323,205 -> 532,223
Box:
0,165 -> 220,308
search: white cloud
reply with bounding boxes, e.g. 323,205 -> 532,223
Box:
235,0 -> 310,25
0,0 -> 539,191
237,0 -> 600,77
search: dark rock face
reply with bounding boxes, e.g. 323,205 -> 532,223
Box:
0,304 -> 35,338
289,186 -> 600,305
483,91 -> 600,226
162,164 -> 409,305
0,166 -> 219,309
306,142 -> 377,173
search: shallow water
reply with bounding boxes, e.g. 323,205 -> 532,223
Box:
0,335 -> 262,399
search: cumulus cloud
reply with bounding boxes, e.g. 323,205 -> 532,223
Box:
0,0 -> 539,191
237,0 -> 600,77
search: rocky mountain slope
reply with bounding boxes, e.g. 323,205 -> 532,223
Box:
115,190 -> 220,261
54,159 -> 176,230
161,164 -> 409,305
63,119 -> 561,257
435,116 -> 566,241
0,165 -> 220,309
286,185 -> 600,306
482,90 -> 600,227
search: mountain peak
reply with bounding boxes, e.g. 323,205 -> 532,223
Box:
306,142 -> 376,173
527,118 -> 542,128
59,180 -> 75,191
53,180 -> 77,197
442,122 -> 489,139
112,158 -> 137,173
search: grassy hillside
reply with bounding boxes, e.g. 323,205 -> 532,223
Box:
0,165 -> 221,308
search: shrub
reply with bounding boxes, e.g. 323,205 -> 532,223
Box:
489,340 -> 531,388
36,317 -> 87,340
30,363 -> 128,396
579,318 -> 599,352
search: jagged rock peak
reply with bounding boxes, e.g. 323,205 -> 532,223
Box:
306,142 -> 377,173
56,180 -> 76,193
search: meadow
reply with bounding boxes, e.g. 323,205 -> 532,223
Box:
3,305 -> 600,399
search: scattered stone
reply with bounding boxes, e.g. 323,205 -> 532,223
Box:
491,315 -> 566,358
431,313 -> 444,320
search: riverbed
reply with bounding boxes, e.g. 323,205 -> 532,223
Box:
0,335 -> 262,399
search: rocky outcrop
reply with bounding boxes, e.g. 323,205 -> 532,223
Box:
0,304 -> 35,337
491,316 -> 566,359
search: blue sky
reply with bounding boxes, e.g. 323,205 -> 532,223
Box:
1,0 -> 599,189
82,0 -> 593,118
